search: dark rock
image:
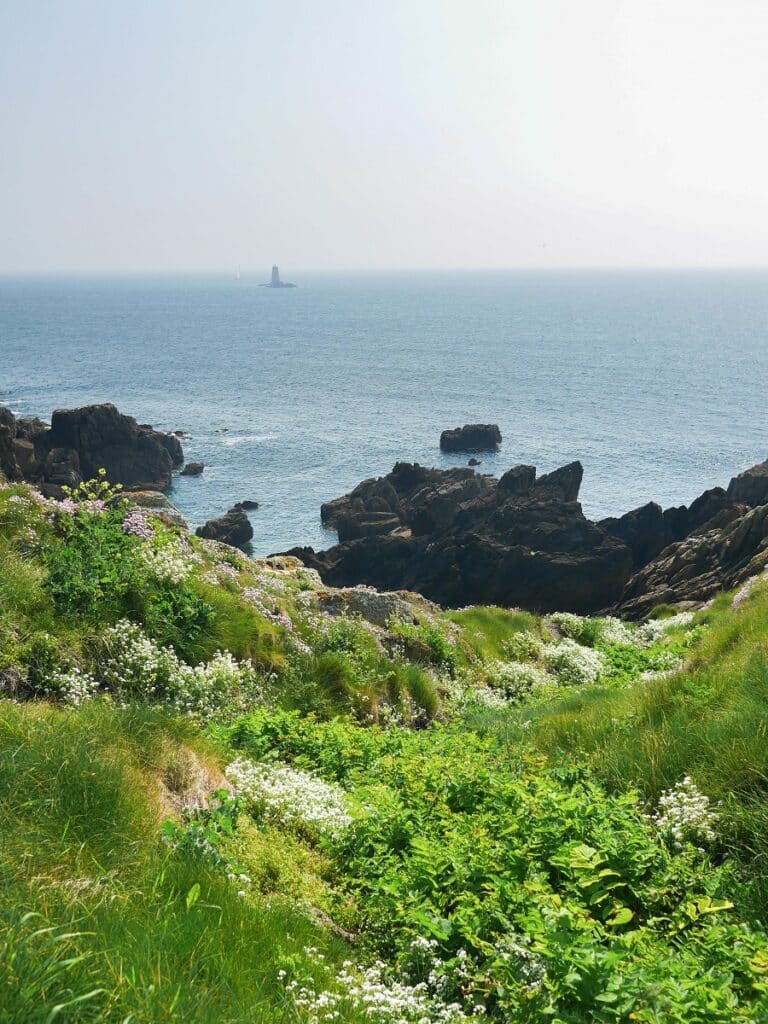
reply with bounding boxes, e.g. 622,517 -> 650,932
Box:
0,414 -> 20,481
497,464 -> 536,498
727,459 -> 768,507
599,502 -> 667,570
440,424 -> 501,452
534,461 -> 583,502
181,462 -> 204,476
687,487 -> 731,531
39,404 -> 181,490
40,447 -> 82,497
12,438 -> 37,479
468,458 -> 481,466
616,501 -> 768,618
288,459 -> 632,613
662,504 -> 690,543
15,416 -> 49,441
196,506 -> 253,548
174,430 -> 192,439
235,499 -> 260,510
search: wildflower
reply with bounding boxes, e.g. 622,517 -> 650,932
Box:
44,667 -> 100,705
122,507 -> 154,539
542,638 -> 604,686
225,757 -> 352,839
652,776 -> 718,850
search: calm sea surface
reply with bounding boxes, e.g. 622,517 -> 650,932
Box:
1,270 -> 767,555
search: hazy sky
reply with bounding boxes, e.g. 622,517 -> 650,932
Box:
3,0 -> 768,272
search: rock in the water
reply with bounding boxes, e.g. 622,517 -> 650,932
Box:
439,424 -> 502,452
38,403 -> 182,490
468,457 -> 481,466
181,462 -> 204,476
235,499 -> 260,510
727,459 -> 768,507
196,506 -> 253,548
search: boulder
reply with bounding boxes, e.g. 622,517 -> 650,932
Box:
468,458 -> 481,466
196,506 -> 253,548
440,424 -> 502,452
235,499 -> 260,510
12,438 -> 37,479
181,462 -> 204,476
39,404 -> 181,490
727,459 -> 768,507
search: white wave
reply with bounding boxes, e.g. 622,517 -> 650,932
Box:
220,433 -> 278,446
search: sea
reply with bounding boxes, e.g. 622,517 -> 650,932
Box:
1,269 -> 767,556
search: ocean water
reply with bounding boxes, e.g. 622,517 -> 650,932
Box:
1,269 -> 767,556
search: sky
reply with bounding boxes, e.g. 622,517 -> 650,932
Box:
2,0 -> 768,273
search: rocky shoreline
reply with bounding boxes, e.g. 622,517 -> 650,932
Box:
287,457 -> 768,618
3,401 -> 767,617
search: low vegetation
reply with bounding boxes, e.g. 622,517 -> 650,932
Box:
2,477 -> 768,1021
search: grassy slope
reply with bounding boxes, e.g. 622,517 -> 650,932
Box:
2,479 -> 768,1020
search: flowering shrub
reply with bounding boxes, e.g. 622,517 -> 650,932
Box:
501,630 -> 545,662
98,620 -> 261,716
549,611 -> 584,639
485,659 -> 550,701
597,616 -> 635,646
283,952 -> 478,1024
637,612 -> 695,647
225,757 -> 352,839
652,776 -> 719,850
44,667 -> 100,705
542,638 -> 605,686
137,540 -> 193,584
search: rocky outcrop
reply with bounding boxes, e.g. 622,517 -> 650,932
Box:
181,462 -> 204,476
0,403 -> 186,495
439,424 -> 501,452
122,491 -> 188,530
291,460 -> 632,613
727,460 -> 768,507
196,506 -> 253,548
37,404 -> 183,490
0,408 -> 21,482
616,502 -> 768,618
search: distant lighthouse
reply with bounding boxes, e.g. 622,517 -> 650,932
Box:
261,265 -> 297,288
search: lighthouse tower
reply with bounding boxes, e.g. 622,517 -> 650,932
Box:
271,265 -> 281,286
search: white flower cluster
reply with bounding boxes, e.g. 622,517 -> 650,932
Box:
542,638 -> 605,687
501,630 -> 545,663
597,616 -> 635,646
283,948 -> 481,1024
493,934 -> 547,994
99,620 -> 261,716
44,667 -> 100,706
137,540 -> 193,584
548,612 -> 584,639
225,757 -> 352,839
486,660 -> 550,702
652,776 -> 718,850
636,612 -> 695,647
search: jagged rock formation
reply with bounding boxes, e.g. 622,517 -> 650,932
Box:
439,424 -> 501,452
0,403 -> 184,496
196,506 -> 254,548
290,461 -> 632,613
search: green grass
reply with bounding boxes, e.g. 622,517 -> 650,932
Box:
0,701 -> 360,1023
446,605 -> 543,663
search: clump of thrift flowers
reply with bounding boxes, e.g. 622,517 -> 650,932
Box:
122,507 -> 154,539
652,776 -> 718,850
226,757 -> 352,840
